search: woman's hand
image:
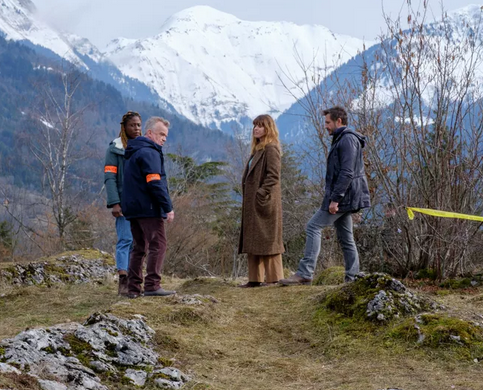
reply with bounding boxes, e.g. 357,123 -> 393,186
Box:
111,204 -> 123,218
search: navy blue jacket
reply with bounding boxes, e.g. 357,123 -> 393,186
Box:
321,126 -> 371,213
121,136 -> 173,220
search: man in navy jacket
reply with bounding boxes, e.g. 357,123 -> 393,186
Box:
280,106 -> 371,285
122,116 -> 175,298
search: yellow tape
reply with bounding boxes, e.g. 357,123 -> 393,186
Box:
406,207 -> 483,222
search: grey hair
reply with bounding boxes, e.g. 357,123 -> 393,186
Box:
145,116 -> 170,132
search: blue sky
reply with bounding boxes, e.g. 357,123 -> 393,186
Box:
33,0 -> 479,48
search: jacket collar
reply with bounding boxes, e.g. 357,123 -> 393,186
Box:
110,137 -> 125,155
328,127 -> 351,156
331,126 -> 347,144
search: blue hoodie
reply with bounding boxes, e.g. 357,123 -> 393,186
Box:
121,136 -> 173,220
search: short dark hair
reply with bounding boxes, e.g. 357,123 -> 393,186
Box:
323,106 -> 348,126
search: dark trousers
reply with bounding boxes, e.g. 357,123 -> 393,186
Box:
127,217 -> 167,294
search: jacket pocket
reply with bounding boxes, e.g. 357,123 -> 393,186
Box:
255,188 -> 273,216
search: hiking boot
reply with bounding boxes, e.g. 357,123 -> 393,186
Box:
144,288 -> 176,297
279,274 -> 312,286
118,274 -> 129,296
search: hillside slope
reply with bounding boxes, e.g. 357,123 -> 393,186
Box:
1,271 -> 482,389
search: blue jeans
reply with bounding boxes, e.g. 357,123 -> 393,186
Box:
297,208 -> 359,282
115,216 -> 133,272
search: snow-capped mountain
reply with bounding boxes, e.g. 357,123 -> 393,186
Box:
277,3 -> 483,140
0,0 -> 92,68
103,6 -> 369,129
63,33 -> 103,63
0,1 -> 369,131
0,0 -> 170,108
364,3 -> 483,110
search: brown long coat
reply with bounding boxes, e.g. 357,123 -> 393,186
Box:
238,143 -> 285,255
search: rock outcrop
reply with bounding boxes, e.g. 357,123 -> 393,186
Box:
0,312 -> 190,389
0,252 -> 116,287
320,273 -> 440,322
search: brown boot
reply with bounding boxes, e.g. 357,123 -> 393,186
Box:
118,272 -> 129,296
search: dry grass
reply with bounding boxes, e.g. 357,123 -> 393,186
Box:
0,372 -> 42,389
0,283 -> 118,340
1,276 -> 482,389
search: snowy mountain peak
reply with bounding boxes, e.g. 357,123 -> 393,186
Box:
164,6 -> 240,28
1,0 -> 37,38
447,3 -> 483,18
63,33 -> 103,62
444,3 -> 483,27
104,37 -> 138,56
0,0 -> 88,67
104,7 -> 368,129
2,0 -> 36,14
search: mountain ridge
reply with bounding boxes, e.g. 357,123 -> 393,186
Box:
102,5 -> 368,129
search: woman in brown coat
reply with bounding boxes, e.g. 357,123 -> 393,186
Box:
238,114 -> 284,287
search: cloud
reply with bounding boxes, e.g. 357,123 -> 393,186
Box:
34,0 -> 95,34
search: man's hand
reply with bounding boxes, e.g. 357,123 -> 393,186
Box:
329,201 -> 339,215
166,211 -> 175,223
111,204 -> 123,218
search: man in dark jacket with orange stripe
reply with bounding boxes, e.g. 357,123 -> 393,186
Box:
122,116 -> 175,298
280,106 -> 371,285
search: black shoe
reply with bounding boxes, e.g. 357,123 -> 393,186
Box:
144,288 -> 176,297
237,281 -> 264,288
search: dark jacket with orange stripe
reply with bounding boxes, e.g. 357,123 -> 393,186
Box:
121,136 -> 173,220
104,137 -> 126,208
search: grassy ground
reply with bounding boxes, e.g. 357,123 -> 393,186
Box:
1,276 -> 482,390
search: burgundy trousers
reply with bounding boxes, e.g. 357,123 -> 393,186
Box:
127,217 -> 167,294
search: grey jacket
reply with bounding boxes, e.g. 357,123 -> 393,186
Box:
104,137 -> 126,208
321,126 -> 371,213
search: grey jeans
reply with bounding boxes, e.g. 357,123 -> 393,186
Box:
296,208 -> 359,282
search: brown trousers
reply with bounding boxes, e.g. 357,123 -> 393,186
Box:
128,218 -> 167,294
247,254 -> 283,283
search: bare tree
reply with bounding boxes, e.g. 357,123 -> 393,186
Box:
280,1 -> 483,278
362,1 -> 483,277
30,67 -> 92,245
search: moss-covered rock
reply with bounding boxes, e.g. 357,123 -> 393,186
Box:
41,249 -> 114,265
0,250 -> 116,288
388,313 -> 483,360
1,312 -> 190,388
313,266 -> 345,286
318,273 -> 436,323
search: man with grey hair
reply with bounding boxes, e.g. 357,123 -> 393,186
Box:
121,116 -> 175,298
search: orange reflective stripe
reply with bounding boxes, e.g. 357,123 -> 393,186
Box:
104,165 -> 118,174
146,174 -> 161,182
